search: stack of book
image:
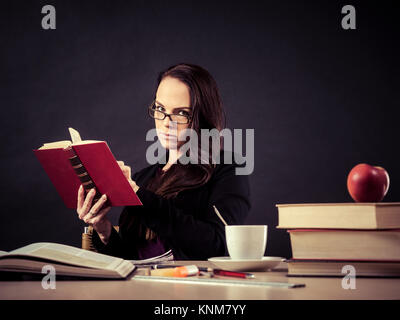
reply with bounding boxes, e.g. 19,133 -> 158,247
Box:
276,203 -> 400,277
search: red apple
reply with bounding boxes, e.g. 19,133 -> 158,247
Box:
347,163 -> 390,202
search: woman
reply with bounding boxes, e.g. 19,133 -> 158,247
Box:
76,63 -> 251,260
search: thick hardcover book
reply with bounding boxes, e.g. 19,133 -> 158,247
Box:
33,128 -> 142,209
288,229 -> 400,261
287,259 -> 400,277
0,242 -> 136,279
276,202 -> 400,229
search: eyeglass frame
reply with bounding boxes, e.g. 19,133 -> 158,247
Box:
148,101 -> 193,125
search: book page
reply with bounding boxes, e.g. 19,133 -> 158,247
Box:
68,127 -> 82,144
39,140 -> 71,149
9,243 -> 125,270
129,250 -> 174,265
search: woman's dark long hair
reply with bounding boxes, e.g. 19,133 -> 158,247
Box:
146,63 -> 226,199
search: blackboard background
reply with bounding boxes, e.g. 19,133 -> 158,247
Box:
1,0 -> 399,259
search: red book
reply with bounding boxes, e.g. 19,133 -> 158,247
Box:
33,128 -> 142,209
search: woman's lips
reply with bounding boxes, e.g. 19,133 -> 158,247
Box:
159,132 -> 177,139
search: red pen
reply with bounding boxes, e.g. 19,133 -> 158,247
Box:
212,269 -> 255,279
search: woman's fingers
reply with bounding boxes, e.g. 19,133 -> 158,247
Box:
118,161 -> 138,192
129,180 -> 139,193
77,185 -> 84,211
90,194 -> 108,215
79,188 -> 96,219
117,160 -> 132,181
123,165 -> 131,180
89,206 -> 111,226
82,194 -> 107,223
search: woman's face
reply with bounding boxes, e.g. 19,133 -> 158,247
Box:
154,76 -> 192,150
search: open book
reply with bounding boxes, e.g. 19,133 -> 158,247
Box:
0,242 -> 136,279
34,128 -> 142,209
129,249 -> 174,266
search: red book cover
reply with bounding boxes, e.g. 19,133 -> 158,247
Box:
34,147 -> 81,209
34,141 -> 142,209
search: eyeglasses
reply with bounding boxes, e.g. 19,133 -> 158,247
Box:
148,101 -> 192,124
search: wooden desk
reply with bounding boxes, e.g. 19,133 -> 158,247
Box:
0,261 -> 399,300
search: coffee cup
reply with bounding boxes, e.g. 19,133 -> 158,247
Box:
225,225 -> 267,260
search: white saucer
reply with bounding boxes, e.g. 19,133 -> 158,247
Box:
208,256 -> 286,272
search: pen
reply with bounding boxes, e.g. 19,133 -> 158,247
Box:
150,264 -> 255,279
150,265 -> 199,278
212,269 -> 255,279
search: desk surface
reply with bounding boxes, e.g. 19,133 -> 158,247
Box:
1,261 -> 399,300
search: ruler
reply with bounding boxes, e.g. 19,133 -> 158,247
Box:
133,275 -> 305,288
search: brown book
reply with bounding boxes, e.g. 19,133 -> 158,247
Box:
276,203 -> 400,229
0,242 -> 136,279
289,229 -> 400,260
287,259 -> 400,277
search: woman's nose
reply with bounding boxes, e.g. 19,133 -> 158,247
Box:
163,117 -> 178,131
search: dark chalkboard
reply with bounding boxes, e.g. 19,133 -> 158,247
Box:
1,0 -> 399,259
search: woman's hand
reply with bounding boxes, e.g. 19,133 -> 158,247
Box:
117,161 -> 140,193
76,185 -> 112,245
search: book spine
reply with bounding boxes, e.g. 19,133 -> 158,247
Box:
64,146 -> 101,204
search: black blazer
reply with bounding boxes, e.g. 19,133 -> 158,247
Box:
92,150 -> 251,260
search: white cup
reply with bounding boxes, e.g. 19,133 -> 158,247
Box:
225,225 -> 268,260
